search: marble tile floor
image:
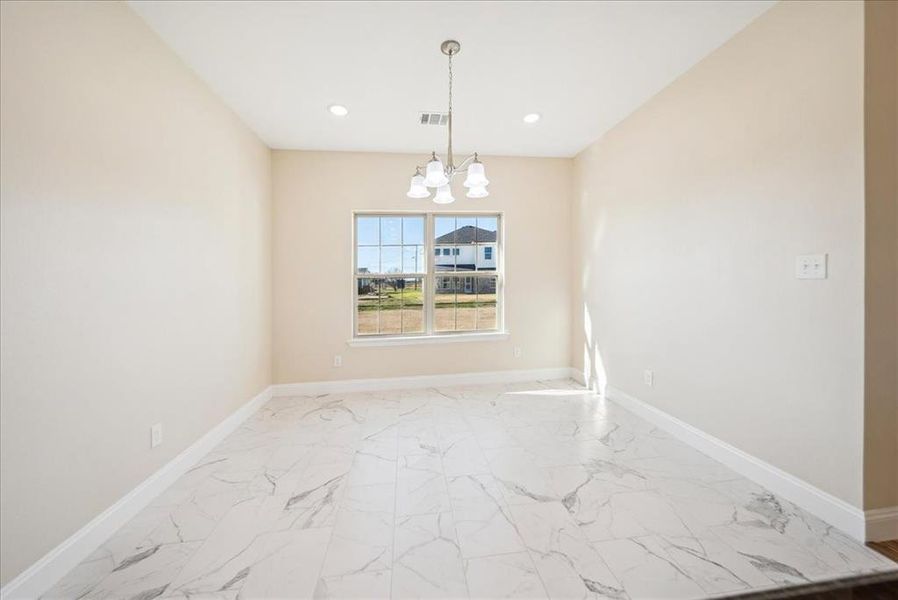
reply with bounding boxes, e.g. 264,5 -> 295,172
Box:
44,380 -> 895,600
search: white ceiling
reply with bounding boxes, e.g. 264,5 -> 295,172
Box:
129,1 -> 775,158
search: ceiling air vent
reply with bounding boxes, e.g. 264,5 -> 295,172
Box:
419,112 -> 449,126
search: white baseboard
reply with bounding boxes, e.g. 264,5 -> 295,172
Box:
604,386 -> 869,542
866,506 -> 898,542
0,386 -> 273,600
271,367 -> 574,397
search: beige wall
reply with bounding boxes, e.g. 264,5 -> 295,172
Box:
273,151 -> 571,383
0,1 -> 272,584
863,0 -> 898,512
571,1 -> 866,506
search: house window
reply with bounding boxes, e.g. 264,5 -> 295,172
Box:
354,213 -> 501,337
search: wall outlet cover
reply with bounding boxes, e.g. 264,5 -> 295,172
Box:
151,423 -> 163,448
644,370 -> 654,387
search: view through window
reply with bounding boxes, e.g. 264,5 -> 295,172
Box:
354,213 -> 501,337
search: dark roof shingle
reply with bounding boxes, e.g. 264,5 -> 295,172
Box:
435,225 -> 497,244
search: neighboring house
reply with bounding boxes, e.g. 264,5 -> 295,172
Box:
434,225 -> 497,271
434,225 -> 498,294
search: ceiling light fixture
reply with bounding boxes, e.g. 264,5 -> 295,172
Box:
523,113 -> 541,124
328,104 -> 348,117
407,40 -> 488,203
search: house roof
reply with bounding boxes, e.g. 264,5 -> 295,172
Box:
435,225 -> 497,245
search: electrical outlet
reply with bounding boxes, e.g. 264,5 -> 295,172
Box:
513,347 -> 522,358
644,370 -> 654,387
151,423 -> 163,448
333,355 -> 343,368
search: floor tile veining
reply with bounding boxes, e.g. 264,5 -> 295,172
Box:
45,380 -> 894,599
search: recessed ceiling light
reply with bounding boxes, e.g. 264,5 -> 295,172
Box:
523,113 -> 541,124
328,104 -> 348,117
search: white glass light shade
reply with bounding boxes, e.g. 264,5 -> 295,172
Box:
463,162 -> 489,188
406,174 -> 430,199
466,185 -> 489,199
433,185 -> 455,204
423,158 -> 449,188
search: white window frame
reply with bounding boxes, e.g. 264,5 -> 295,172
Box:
350,211 -> 505,344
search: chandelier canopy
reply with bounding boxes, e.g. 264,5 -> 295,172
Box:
406,40 -> 488,203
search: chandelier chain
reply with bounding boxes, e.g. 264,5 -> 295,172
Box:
448,51 -> 453,117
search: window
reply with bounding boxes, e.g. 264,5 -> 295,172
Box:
354,213 -> 501,338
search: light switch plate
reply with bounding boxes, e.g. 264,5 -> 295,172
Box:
796,254 -> 827,279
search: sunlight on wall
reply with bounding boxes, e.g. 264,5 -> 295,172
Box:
581,303 -> 608,397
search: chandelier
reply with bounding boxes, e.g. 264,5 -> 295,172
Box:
406,40 -> 489,203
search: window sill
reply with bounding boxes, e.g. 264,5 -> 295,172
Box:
347,331 -> 510,347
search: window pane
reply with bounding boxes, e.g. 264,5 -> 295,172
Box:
381,217 -> 402,246
403,217 -> 424,245
401,278 -> 424,334
381,246 -> 401,274
434,276 -> 457,332
475,276 -> 498,330
356,278 -> 378,335
456,216 -> 476,243
357,246 -> 379,274
374,279 -> 400,335
403,245 -> 424,273
434,217 -> 456,272
434,216 -> 456,242
476,217 -> 498,243
456,276 -> 477,331
357,217 -> 379,246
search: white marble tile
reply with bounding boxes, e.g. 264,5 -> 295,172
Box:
448,473 -> 507,513
464,552 -> 548,599
349,448 -> 397,486
592,538 -> 707,599
633,534 -> 773,595
509,502 -> 626,600
238,527 -> 332,598
83,542 -> 202,600
320,484 -> 395,578
47,380 -> 893,600
707,521 -> 842,585
315,569 -> 392,599
166,496 -> 308,595
440,433 -> 490,477
396,454 -> 451,517
392,512 -> 467,599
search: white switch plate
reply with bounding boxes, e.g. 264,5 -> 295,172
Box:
333,355 -> 343,368
151,423 -> 163,448
644,370 -> 654,387
796,254 -> 827,279
513,347 -> 522,358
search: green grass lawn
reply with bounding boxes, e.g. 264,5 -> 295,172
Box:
358,286 -> 496,311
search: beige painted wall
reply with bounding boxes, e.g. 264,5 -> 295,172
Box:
571,1 -> 866,506
863,0 -> 898,512
273,151 -> 571,383
0,1 -> 272,584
